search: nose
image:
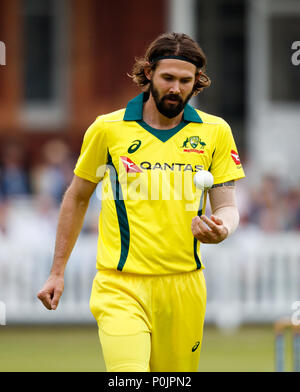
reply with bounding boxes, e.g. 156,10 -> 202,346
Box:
169,81 -> 180,94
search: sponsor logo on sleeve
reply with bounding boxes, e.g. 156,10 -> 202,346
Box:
231,150 -> 241,165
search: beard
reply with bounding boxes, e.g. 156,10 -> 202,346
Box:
150,81 -> 193,119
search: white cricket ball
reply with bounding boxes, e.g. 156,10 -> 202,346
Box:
193,170 -> 214,190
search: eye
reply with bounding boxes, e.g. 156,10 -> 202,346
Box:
181,78 -> 192,84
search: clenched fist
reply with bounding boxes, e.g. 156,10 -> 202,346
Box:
37,275 -> 64,310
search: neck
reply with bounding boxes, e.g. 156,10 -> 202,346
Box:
142,94 -> 183,130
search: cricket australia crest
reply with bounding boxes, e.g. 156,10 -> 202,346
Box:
181,136 -> 206,154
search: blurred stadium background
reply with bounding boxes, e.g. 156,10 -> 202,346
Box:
1,0 -> 300,372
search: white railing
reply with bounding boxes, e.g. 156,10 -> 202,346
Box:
0,234 -> 98,324
202,231 -> 300,328
1,231 -> 300,327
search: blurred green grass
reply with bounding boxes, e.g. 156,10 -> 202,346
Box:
0,325 -> 105,372
0,324 -> 288,372
199,324 -> 276,372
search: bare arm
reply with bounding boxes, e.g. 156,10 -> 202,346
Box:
191,181 -> 240,244
37,175 -> 97,310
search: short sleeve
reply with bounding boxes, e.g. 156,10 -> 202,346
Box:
74,116 -> 108,183
210,121 -> 245,184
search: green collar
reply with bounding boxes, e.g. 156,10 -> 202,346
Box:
123,92 -> 203,123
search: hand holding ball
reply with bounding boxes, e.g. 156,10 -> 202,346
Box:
193,170 -> 214,190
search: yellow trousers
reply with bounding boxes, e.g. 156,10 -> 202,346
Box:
90,268 -> 206,372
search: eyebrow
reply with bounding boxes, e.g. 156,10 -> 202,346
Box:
160,73 -> 193,80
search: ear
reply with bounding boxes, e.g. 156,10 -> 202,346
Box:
144,62 -> 153,81
195,70 -> 202,83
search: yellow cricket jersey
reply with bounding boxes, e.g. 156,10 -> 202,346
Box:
74,92 -> 245,275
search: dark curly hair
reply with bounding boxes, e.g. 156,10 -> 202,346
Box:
129,32 -> 211,95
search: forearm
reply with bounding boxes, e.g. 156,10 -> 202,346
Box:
212,205 -> 240,237
50,189 -> 90,277
37,176 -> 96,311
209,183 -> 240,237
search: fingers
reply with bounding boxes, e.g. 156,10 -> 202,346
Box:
37,290 -> 52,310
191,216 -> 212,243
191,215 -> 201,233
51,289 -> 62,310
37,288 -> 62,310
191,215 -> 226,243
37,278 -> 64,311
211,215 -> 223,225
200,215 -> 221,232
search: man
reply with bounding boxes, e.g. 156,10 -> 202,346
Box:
38,32 -> 245,372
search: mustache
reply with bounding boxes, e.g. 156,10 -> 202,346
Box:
162,94 -> 182,103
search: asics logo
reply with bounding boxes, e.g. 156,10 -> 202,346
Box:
128,140 -> 142,154
192,341 -> 200,352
